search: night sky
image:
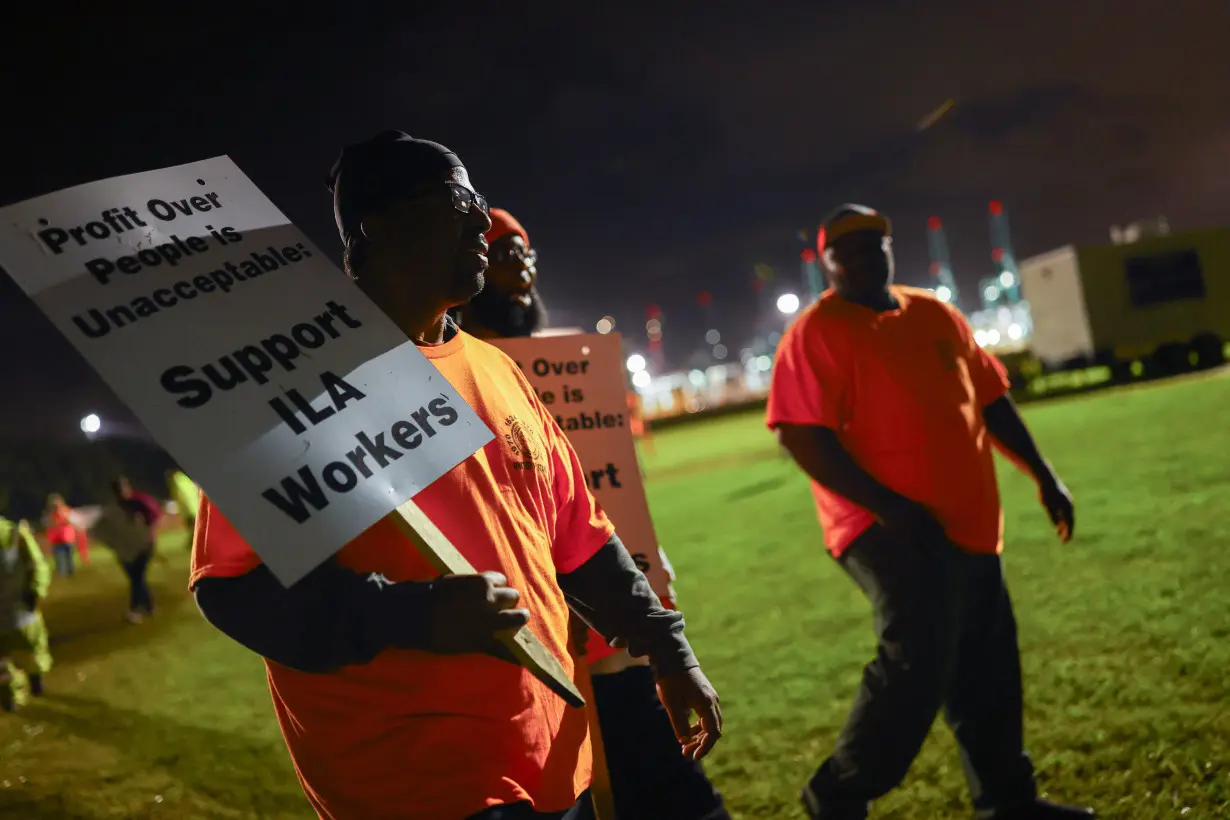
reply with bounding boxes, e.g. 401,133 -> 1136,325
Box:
2,1 -> 1227,440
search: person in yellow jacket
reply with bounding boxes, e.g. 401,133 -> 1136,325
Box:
166,469 -> 199,535
0,516 -> 53,712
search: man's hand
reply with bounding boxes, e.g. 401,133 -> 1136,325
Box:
424,571 -> 530,656
657,666 -> 723,761
1038,472 -> 1075,542
877,496 -> 947,545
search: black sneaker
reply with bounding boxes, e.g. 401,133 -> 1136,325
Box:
28,675 -> 44,696
1029,800 -> 1095,818
991,798 -> 1095,819
800,783 -> 870,820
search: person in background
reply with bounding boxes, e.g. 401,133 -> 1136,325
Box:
768,203 -> 1093,820
451,207 -> 548,339
458,207 -> 729,820
94,478 -> 159,623
43,493 -> 80,577
627,388 -> 654,457
0,516 -> 52,712
190,131 -> 722,820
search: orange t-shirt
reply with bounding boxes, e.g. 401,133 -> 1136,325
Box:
766,286 -> 1010,557
46,506 -> 77,545
191,330 -> 614,820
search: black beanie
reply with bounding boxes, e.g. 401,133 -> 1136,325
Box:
325,130 -> 463,245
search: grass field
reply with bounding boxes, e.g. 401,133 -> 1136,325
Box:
2,372 -> 1228,819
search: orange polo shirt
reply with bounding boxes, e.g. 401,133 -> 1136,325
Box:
766,286 -> 1010,557
191,330 -> 613,820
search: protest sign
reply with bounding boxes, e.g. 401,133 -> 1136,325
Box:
0,157 -> 583,707
489,332 -> 674,602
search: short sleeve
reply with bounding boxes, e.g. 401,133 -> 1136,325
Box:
766,312 -> 846,431
188,495 -> 263,589
943,303 -> 1011,406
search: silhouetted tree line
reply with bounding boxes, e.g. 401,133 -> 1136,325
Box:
0,436 -> 175,520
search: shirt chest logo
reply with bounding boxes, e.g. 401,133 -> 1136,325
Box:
504,415 -> 548,474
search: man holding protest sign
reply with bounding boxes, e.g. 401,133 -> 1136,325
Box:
186,131 -> 722,820
469,206 -> 729,820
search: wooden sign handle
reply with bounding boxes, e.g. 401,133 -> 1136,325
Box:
388,498 -> 586,709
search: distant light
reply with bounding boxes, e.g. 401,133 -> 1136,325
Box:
935,285 -> 953,303
974,330 -> 989,347
713,343 -> 728,360
991,247 -> 1005,263
705,329 -> 721,345
756,355 -> 773,372
645,318 -> 661,335
1008,323 -> 1024,340
631,370 -> 652,389
989,200 -> 1004,215
688,370 -> 706,387
984,285 -> 1001,302
927,216 -> 942,231
999,271 -> 1015,288
646,304 -> 662,319
800,248 -> 817,264
768,331 -> 782,345
986,329 -> 1001,345
626,354 -> 646,373
596,316 -> 615,334
80,413 -> 101,434
776,293 -> 801,315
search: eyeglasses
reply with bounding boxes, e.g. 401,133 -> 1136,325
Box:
491,244 -> 537,266
444,182 -> 489,216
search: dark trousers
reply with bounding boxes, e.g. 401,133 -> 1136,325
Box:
122,551 -> 154,613
52,543 -> 75,576
807,525 -> 1037,820
468,792 -> 592,819
587,664 -> 730,820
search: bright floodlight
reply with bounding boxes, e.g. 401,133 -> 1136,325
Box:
935,285 -> 953,303
999,271 -> 1015,288
626,354 -> 647,373
80,413 -> 101,434
631,370 -> 652,389
776,293 -> 801,315
1008,323 -> 1023,340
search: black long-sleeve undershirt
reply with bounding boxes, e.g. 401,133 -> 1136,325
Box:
193,533 -> 696,678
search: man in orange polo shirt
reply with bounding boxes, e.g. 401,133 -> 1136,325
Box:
454,206 -> 729,819
191,130 -> 722,820
768,204 -> 1093,820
